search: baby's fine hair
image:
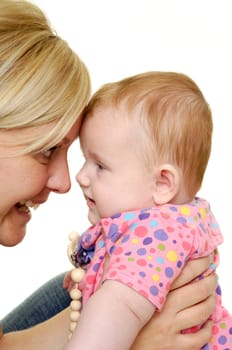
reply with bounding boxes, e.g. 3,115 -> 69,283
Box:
84,71 -> 212,196
0,0 -> 91,155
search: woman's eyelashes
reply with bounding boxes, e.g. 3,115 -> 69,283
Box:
34,145 -> 60,164
41,146 -> 58,159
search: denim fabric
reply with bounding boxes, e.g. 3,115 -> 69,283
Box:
1,272 -> 71,333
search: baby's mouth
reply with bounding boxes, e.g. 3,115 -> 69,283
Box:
85,196 -> 96,207
88,197 -> 95,204
16,200 -> 39,213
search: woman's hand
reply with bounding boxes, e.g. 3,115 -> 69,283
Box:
131,256 -> 216,350
63,270 -> 75,292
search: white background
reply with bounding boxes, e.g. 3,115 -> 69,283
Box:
0,0 -> 231,318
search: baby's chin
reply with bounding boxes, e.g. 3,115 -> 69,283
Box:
87,211 -> 101,226
88,208 -> 121,226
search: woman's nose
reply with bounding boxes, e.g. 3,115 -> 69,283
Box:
47,158 -> 71,194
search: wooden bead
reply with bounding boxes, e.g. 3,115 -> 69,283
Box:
68,231 -> 79,242
70,310 -> 80,322
69,321 -> 77,332
69,288 -> 82,300
71,268 -> 85,283
70,300 -> 81,311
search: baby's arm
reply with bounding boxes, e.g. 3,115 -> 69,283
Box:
66,280 -> 155,350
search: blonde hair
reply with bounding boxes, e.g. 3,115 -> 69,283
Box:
0,0 -> 91,154
84,71 -> 212,196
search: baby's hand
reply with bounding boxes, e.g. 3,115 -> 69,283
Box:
64,231 -> 80,291
67,231 -> 79,265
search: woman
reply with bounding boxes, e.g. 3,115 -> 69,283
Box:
0,1 -> 216,349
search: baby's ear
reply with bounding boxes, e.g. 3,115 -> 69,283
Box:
152,164 -> 180,205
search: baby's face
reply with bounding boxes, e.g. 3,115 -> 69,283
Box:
76,104 -> 156,225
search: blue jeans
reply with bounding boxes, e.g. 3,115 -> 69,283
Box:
1,272 -> 71,333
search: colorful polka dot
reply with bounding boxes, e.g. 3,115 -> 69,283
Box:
166,250 -> 178,262
149,219 -> 158,228
165,267 -> 174,278
139,212 -> 150,220
152,274 -> 160,282
124,212 -> 136,221
134,225 -> 147,237
200,207 -> 206,219
143,237 -> 153,245
154,229 -> 168,241
149,285 -> 159,296
157,243 -> 165,251
180,206 -> 191,216
136,248 -> 146,256
156,256 -> 164,264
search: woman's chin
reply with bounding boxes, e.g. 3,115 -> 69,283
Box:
11,231 -> 26,246
0,222 -> 27,247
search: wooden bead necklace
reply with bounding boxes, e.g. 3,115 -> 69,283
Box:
67,231 -> 85,340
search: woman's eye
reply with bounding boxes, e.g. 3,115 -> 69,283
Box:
41,146 -> 58,159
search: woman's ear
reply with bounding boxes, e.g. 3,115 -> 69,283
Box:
152,164 -> 181,205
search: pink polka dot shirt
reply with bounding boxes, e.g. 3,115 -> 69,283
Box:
75,197 -> 232,349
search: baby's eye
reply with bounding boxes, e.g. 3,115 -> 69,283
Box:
97,163 -> 104,170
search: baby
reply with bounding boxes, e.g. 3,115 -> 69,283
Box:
66,71 -> 232,350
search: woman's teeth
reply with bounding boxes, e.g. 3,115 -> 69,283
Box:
18,200 -> 39,212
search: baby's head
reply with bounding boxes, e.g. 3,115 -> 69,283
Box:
78,71 -> 212,224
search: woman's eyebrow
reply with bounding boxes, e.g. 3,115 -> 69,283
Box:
62,135 -> 78,145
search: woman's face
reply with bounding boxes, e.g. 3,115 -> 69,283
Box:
0,119 -> 81,247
